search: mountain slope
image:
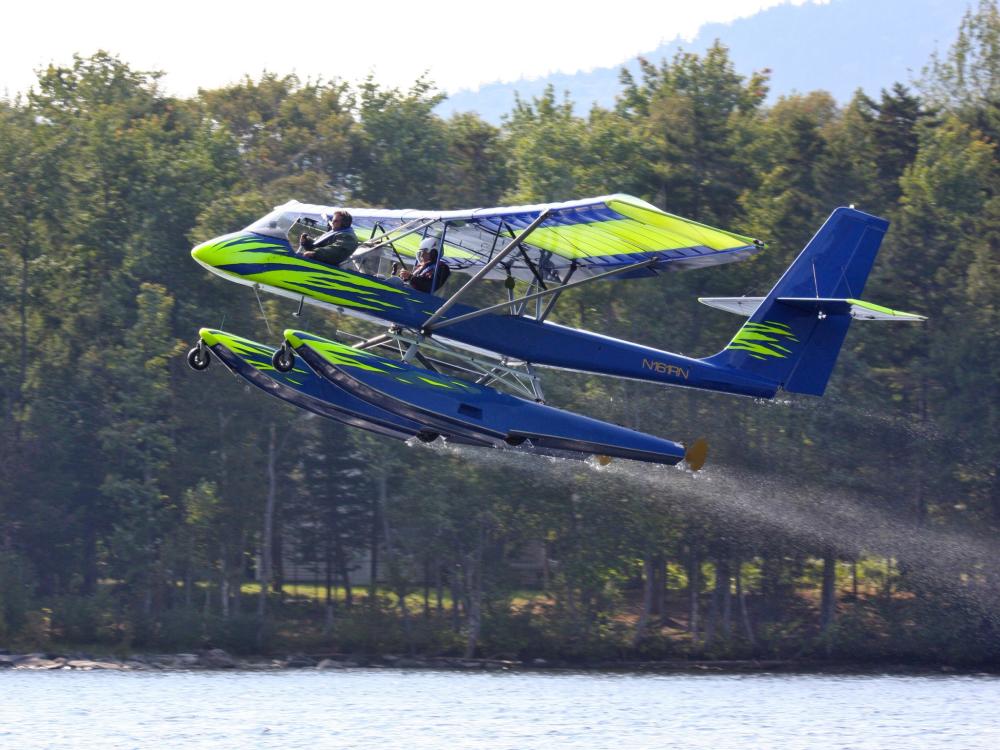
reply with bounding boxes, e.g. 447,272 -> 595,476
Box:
438,0 -> 967,122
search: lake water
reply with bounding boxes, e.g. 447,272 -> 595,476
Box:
1,669 -> 998,749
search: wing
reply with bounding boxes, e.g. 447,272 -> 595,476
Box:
274,194 -> 762,283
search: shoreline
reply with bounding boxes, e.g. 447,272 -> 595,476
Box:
2,650 -> 997,675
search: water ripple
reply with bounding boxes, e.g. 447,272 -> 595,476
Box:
0,671 -> 997,750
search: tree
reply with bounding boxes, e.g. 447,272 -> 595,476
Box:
354,77 -> 447,207
438,112 -> 510,207
503,86 -> 588,203
199,73 -> 357,192
869,84 -> 932,206
99,283 -> 179,626
921,0 -> 1000,112
619,41 -> 769,225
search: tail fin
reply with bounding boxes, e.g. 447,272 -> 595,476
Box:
704,207 -> 889,396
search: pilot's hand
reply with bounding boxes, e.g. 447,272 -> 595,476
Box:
399,270 -> 412,281
301,251 -> 316,258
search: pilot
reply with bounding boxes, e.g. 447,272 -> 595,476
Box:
298,210 -> 358,265
394,236 -> 451,293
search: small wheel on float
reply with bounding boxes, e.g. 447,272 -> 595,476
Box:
187,344 -> 211,371
416,430 -> 440,443
272,344 -> 295,372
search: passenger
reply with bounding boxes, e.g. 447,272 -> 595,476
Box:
394,236 -> 451,293
298,210 -> 358,265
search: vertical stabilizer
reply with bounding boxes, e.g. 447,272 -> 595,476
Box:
704,207 -> 889,396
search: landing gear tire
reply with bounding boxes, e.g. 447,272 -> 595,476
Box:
504,434 -> 527,447
187,344 -> 211,371
416,430 -> 440,443
272,344 -> 295,372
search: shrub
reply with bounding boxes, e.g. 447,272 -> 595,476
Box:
0,552 -> 35,639
49,593 -> 116,644
155,608 -> 208,651
206,613 -> 268,654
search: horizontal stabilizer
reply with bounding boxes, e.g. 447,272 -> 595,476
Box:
704,207 -> 904,396
698,297 -> 764,315
777,298 -> 926,321
699,296 -> 925,321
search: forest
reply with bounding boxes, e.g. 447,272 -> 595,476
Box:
0,3 -> 998,665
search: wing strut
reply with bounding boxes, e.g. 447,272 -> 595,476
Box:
421,209 -> 552,333
352,330 -> 397,350
538,263 -> 577,321
426,256 -> 661,332
516,245 -> 548,291
363,217 -> 440,258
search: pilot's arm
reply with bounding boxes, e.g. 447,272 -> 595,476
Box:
301,230 -> 358,265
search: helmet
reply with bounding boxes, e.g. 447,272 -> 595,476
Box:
418,236 -> 439,254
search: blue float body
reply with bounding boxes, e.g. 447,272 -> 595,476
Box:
287,331 -> 688,465
200,331 -> 434,442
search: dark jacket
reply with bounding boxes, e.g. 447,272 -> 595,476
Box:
408,260 -> 451,293
302,227 -> 359,265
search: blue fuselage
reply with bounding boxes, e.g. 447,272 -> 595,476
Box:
194,232 -> 780,399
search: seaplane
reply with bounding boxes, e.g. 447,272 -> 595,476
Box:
187,194 -> 924,468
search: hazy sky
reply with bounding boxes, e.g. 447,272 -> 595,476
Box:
2,0 -> 820,99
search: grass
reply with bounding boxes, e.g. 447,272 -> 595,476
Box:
240,582 -> 457,612
239,582 -> 551,611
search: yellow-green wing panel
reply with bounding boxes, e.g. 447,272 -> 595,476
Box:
606,196 -> 758,251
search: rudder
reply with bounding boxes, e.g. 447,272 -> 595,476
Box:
704,207 -> 890,396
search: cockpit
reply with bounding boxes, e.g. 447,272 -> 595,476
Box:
246,202 -> 355,260
245,201 -> 315,240
244,201 -> 440,284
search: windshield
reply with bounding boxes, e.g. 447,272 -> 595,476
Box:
246,204 -> 302,238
